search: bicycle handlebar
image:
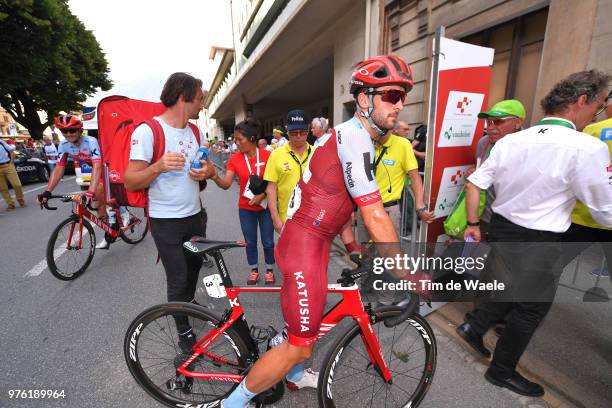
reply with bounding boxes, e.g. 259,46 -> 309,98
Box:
383,295 -> 419,328
40,194 -> 97,212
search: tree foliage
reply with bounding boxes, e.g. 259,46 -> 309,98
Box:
0,0 -> 112,139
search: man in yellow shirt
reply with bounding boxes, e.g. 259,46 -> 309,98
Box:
356,123 -> 435,241
563,90 -> 612,278
264,110 -> 313,231
265,110 -> 364,257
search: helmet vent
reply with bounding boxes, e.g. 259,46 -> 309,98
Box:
373,67 -> 388,78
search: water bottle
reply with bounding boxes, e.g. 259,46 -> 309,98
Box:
268,327 -> 288,348
106,206 -> 116,227
191,147 -> 209,169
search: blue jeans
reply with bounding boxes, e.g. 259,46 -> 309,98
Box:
238,208 -> 275,268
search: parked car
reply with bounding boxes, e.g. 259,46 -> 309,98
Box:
14,149 -> 50,183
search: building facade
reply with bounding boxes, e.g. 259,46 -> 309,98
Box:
204,0 -> 611,138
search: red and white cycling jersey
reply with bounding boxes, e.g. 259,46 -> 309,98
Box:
278,116 -> 382,346
286,116 -> 382,238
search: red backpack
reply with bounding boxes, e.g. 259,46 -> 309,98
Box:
97,95 -> 201,207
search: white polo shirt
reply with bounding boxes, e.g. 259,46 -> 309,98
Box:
468,117 -> 612,232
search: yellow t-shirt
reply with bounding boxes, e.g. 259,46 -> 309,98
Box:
374,134 -> 418,203
571,118 -> 612,230
263,143 -> 312,222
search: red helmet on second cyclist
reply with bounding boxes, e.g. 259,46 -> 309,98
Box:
55,114 -> 83,130
350,54 -> 414,95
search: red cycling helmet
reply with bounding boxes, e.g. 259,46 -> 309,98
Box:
350,55 -> 414,95
55,114 -> 83,130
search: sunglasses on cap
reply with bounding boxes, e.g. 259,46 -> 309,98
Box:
368,89 -> 407,105
485,116 -> 517,126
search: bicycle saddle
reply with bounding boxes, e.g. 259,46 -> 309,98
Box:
183,237 -> 246,255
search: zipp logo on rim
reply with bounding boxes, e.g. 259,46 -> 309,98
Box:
176,401 -> 220,408
129,323 -> 143,362
408,318 -> 432,345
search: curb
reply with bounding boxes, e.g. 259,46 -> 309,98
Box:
427,303 -> 581,408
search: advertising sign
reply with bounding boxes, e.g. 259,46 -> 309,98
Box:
422,36 -> 494,243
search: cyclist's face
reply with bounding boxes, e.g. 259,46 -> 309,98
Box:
371,85 -> 406,131
61,128 -> 81,143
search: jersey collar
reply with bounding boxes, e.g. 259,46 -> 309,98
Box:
537,117 -> 576,130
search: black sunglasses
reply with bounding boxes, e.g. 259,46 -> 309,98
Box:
368,89 -> 407,105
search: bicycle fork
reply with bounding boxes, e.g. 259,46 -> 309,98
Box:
355,312 -> 393,383
66,216 -> 85,249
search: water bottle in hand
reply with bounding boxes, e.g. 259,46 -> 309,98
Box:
191,147 -> 209,169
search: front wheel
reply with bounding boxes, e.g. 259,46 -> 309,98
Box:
46,215 -> 96,280
318,308 -> 437,408
119,206 -> 148,244
124,302 -> 251,408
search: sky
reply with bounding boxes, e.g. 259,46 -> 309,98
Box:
68,0 -> 233,106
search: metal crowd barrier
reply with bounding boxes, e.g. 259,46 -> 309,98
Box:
209,149 -> 232,172
399,182 -> 418,257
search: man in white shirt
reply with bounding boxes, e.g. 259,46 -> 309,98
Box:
42,136 -> 59,173
458,70 -> 612,397
125,73 -> 215,352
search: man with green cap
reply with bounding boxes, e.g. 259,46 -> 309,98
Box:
468,99 -> 526,231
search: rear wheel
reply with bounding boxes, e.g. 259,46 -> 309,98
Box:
318,308 -> 436,408
119,206 -> 148,244
124,302 -> 251,408
46,215 -> 96,280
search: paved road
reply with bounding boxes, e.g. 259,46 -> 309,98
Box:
0,179 -> 531,408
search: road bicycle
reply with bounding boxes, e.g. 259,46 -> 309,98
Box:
124,237 -> 437,407
41,193 -> 148,280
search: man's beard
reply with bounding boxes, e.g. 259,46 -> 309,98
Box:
371,110 -> 396,131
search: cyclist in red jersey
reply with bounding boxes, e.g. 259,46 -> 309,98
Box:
222,55 -> 416,408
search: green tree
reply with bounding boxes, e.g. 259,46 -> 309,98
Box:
0,0 -> 112,139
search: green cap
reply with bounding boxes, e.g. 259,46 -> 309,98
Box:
478,99 -> 526,120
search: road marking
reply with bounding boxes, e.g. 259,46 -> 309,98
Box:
24,229 -> 90,277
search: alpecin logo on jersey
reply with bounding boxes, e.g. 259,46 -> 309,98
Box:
345,162 -> 355,188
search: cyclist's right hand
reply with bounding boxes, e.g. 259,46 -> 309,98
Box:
156,152 -> 185,173
37,190 -> 51,205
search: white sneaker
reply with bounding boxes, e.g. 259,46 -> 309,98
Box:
95,238 -> 110,250
286,368 -> 319,390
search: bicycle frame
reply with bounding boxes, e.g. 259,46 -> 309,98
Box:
175,250 -> 392,384
63,198 -> 141,249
